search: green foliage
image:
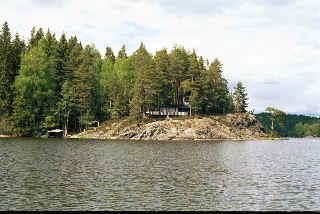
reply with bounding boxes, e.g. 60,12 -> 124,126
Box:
1,21 -> 253,136
0,21 -> 20,117
169,46 -> 190,105
294,122 -> 320,137
117,45 -> 128,59
153,48 -> 172,107
13,38 -> 57,136
73,45 -> 101,131
105,46 -> 115,64
202,59 -> 231,114
256,112 -> 320,137
129,43 -> 153,120
233,81 -> 248,113
264,107 -> 286,136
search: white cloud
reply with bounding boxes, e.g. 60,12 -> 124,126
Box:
1,0 -> 320,114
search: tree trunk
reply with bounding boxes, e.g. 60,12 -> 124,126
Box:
64,120 -> 68,137
175,80 -> 180,105
64,112 -> 69,137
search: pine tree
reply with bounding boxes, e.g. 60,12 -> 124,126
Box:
55,33 -> 69,94
43,29 -> 58,57
153,48 -> 172,108
0,21 -> 12,115
129,43 -> 153,120
169,46 -> 190,105
105,46 -> 115,64
73,45 -> 100,131
28,27 -> 44,49
28,27 -> 37,49
35,28 -> 44,42
233,81 -> 249,113
187,50 -> 202,115
56,36 -> 82,135
117,45 -> 127,59
201,59 -> 230,114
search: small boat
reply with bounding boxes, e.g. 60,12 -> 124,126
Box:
47,129 -> 64,138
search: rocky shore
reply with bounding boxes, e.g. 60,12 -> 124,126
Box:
71,113 -> 269,141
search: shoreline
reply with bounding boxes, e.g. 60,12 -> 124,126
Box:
1,114 -> 294,141
0,134 -> 291,141
69,114 -> 270,141
67,135 -> 289,141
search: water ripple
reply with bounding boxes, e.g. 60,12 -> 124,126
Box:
0,138 -> 320,210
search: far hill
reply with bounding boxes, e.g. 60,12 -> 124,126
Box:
255,113 -> 320,137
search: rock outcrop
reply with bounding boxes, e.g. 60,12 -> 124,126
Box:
71,113 -> 268,141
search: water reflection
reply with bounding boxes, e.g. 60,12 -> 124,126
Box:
0,138 -> 320,210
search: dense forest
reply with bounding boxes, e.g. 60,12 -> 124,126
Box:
256,113 -> 320,137
0,21 -> 249,136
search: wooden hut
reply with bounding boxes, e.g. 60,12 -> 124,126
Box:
144,105 -> 190,118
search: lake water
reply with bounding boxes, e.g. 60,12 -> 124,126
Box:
1,137 -> 320,211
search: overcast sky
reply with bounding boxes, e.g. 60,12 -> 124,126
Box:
1,0 -> 320,114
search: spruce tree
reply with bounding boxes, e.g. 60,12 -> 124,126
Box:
28,27 -> 44,49
0,21 -> 12,115
55,33 -> 69,94
43,29 -> 58,58
233,81 -> 249,113
201,59 -> 230,114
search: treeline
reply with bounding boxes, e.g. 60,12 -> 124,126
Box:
256,113 -> 320,137
0,21 -> 249,136
294,122 -> 320,137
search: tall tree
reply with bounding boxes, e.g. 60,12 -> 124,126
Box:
112,55 -> 133,117
153,48 -> 172,108
43,29 -> 58,58
187,50 -> 202,115
73,45 -> 100,131
0,21 -> 13,115
105,46 -> 115,64
56,36 -> 82,135
28,27 -> 44,49
265,107 -> 286,136
13,38 -> 57,136
55,33 -> 69,94
233,81 -> 248,113
169,46 -> 190,105
201,59 -> 230,114
129,43 -> 153,120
